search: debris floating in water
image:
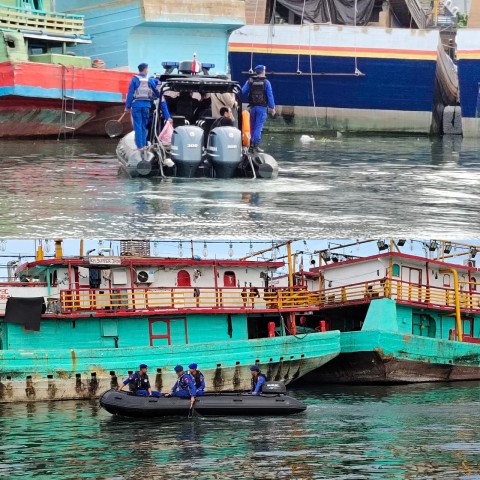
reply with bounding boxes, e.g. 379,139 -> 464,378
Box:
300,135 -> 315,143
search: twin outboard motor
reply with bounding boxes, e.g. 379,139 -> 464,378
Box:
261,381 -> 287,395
207,127 -> 242,179
171,126 -> 204,177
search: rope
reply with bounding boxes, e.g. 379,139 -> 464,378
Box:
249,0 -> 261,73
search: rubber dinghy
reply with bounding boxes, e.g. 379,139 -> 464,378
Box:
100,383 -> 306,418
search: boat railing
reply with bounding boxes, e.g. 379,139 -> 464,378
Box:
317,277 -> 480,312
0,4 -> 85,35
58,286 -> 320,314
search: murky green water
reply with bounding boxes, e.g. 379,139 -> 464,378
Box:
1,383 -> 479,479
0,135 -> 479,238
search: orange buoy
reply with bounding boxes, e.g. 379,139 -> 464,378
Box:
241,109 -> 251,147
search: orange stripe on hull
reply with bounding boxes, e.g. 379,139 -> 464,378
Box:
228,43 -> 438,61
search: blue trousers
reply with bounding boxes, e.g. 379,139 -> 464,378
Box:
131,106 -> 151,149
250,106 -> 268,145
135,390 -> 161,397
172,390 -> 191,398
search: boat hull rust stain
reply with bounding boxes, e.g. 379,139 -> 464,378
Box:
0,355 -> 336,403
304,351 -> 480,384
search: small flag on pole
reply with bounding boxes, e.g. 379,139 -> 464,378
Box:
191,53 -> 200,74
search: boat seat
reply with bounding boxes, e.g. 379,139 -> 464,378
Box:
172,116 -> 187,129
196,117 -> 217,147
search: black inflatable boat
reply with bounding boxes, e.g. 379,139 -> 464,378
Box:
100,382 -> 306,418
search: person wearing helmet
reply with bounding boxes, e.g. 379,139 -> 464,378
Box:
118,363 -> 160,396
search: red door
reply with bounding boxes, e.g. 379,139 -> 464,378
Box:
224,271 -> 236,287
177,270 -> 191,287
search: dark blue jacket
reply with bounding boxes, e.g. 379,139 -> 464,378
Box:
172,373 -> 197,396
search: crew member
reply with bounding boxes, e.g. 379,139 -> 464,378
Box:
171,365 -> 196,406
125,63 -> 171,150
188,363 -> 205,396
241,65 -> 276,153
210,107 -> 235,129
118,364 -> 160,396
250,365 -> 266,395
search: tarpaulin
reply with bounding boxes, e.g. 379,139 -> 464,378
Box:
276,0 -> 375,26
5,297 -> 45,331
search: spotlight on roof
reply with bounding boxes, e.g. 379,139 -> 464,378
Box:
397,239 -> 406,246
470,247 -> 477,258
428,240 -> 438,252
377,240 -> 388,251
321,250 -> 331,261
443,242 -> 452,254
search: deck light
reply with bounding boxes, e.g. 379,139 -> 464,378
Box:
228,242 -> 234,258
428,240 -> 438,252
202,241 -> 208,258
397,239 -> 406,246
178,241 -> 184,258
321,250 -> 331,261
470,247 -> 477,258
443,242 -> 452,254
377,240 -> 388,251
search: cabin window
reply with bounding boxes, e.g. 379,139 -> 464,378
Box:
49,270 -> 57,285
19,0 -> 44,10
177,270 -> 191,287
392,264 -> 400,277
470,277 -> 477,291
224,271 -> 236,287
443,275 -> 451,287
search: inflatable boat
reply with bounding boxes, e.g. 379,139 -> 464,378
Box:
100,383 -> 306,418
116,61 -> 279,180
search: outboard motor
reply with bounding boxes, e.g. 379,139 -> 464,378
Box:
170,126 -> 204,177
261,381 -> 287,395
207,127 -> 242,179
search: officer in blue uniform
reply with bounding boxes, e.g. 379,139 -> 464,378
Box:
118,363 -> 160,396
250,365 -> 266,395
188,363 -> 205,396
241,65 -> 276,153
125,62 -> 172,150
171,365 -> 196,407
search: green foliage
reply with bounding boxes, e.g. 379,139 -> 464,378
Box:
457,13 -> 468,28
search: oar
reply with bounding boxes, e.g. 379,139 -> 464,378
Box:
105,111 -> 127,138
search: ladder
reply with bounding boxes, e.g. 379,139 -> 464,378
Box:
58,64 -> 76,139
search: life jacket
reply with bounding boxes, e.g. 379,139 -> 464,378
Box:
248,77 -> 267,107
133,75 -> 153,102
178,373 -> 196,394
130,371 -> 150,392
251,373 -> 266,391
192,370 -> 204,389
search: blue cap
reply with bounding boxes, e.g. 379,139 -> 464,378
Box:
138,62 -> 148,72
139,364 -> 148,369
174,365 -> 184,373
189,363 -> 197,370
254,65 -> 266,72
250,365 -> 259,372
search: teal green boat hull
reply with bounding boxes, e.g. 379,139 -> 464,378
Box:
304,298 -> 480,384
0,331 -> 340,402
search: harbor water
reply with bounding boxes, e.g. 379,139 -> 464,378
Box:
0,134 -> 479,238
1,382 -> 479,479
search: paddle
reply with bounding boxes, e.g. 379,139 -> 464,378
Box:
105,111 -> 127,138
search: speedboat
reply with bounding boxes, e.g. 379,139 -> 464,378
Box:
116,60 -> 279,179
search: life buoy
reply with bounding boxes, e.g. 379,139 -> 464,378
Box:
241,110 -> 251,147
